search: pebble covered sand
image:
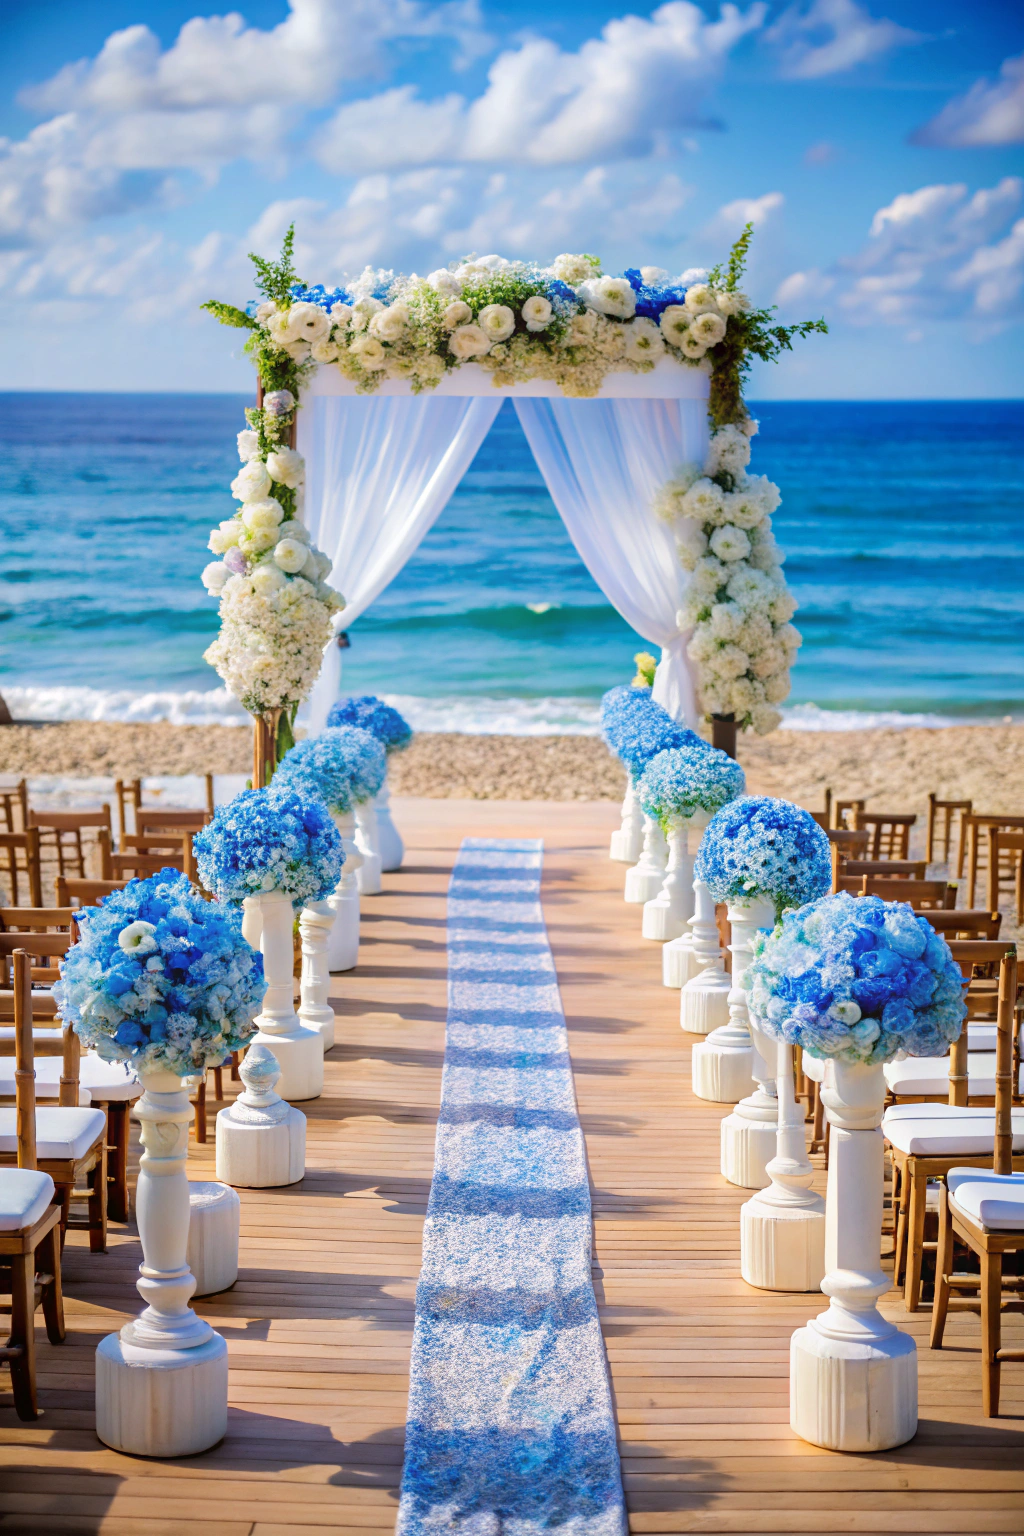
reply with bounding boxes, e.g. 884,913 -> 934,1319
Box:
1,720 -> 1022,816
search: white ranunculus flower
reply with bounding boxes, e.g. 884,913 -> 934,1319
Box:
443,300 -> 473,330
716,290 -> 752,316
370,303 -> 410,342
275,519 -> 310,546
448,323 -> 491,360
685,283 -> 718,314
681,478 -> 725,524
273,538 -> 309,574
349,334 -> 388,370
679,331 -> 707,360
624,317 -> 665,362
208,519 -> 242,554
282,339 -> 311,363
329,302 -> 354,328
231,459 -> 272,503
640,266 -> 669,286
579,276 -> 636,319
691,555 -> 729,597
659,305 -> 690,347
288,302 -> 330,344
255,301 -> 276,324
237,429 -> 260,462
266,447 -> 304,489
266,311 -> 293,348
748,530 -> 783,572
428,269 -> 462,295
743,472 -> 781,516
201,561 -> 231,594
310,338 -> 339,364
691,311 -> 727,347
522,295 -> 553,331
550,254 -> 596,286
477,304 -> 515,342
251,562 -> 289,597
241,498 -> 285,533
727,566 -> 777,611
721,489 -> 765,531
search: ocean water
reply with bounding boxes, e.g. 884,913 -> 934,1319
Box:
3,393 -> 1022,733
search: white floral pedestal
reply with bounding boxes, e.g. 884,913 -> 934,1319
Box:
610,776 -> 643,864
722,1003 -> 779,1191
376,779 -> 404,872
187,1182 -> 241,1297
691,897 -> 768,1104
216,1043 -> 306,1188
643,824 -> 695,943
624,815 -> 667,905
246,890 -> 324,1101
791,1059 -> 917,1450
96,1070 -> 228,1456
298,902 -> 336,1050
741,1039 -> 825,1291
326,810 -> 363,973
680,880 -> 731,1034
355,799 -> 383,895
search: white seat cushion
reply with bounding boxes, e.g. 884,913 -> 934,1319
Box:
884,1052 -> 1022,1099
0,1168 -> 55,1232
967,1023 -> 998,1051
882,1103 -> 1024,1156
948,1168 -> 1024,1230
0,1107 -> 106,1161
0,1060 -> 92,1105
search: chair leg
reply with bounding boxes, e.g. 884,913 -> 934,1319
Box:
105,1103 -> 130,1224
904,1170 -> 928,1312
981,1248 -> 1003,1417
230,1050 -> 241,1082
810,1083 -> 825,1154
213,1065 -> 224,1102
930,1185 -> 953,1349
823,1117 -> 831,1170
38,1223 -> 65,1345
893,1163 -> 908,1286
8,1252 -> 38,1420
88,1146 -> 108,1254
194,1076 -> 208,1144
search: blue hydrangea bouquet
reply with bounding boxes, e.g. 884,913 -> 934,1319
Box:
637,743 -> 744,831
194,786 -> 344,908
695,795 -> 832,919
273,726 -> 387,815
327,695 -> 413,755
55,869 -> 266,1076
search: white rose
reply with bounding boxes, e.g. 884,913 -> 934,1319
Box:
237,523 -> 276,556
266,447 -> 304,489
681,478 -> 725,524
716,290 -> 751,316
721,490 -> 764,531
287,301 -> 330,343
550,254 -> 596,286
236,429 -> 260,462
118,920 -> 158,954
251,563 -> 288,596
690,311 -> 727,347
679,331 -> 707,360
428,269 -> 462,295
255,302 -> 276,324
685,283 -> 718,314
349,334 -> 388,370
275,519 -> 310,545
201,561 -> 231,594
624,317 -> 665,362
208,519 -> 241,554
443,300 -> 473,330
477,304 -> 515,342
370,303 -> 409,342
658,305 -> 690,348
300,548 -> 320,581
230,459 -> 271,502
522,295 -> 553,331
579,276 -> 636,319
310,338 -> 339,363
266,311 -> 293,348
448,324 -> 491,360
691,555 -> 729,597
241,498 -> 285,533
273,538 -> 310,574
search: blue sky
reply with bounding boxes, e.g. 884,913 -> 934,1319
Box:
2,0 -> 1022,395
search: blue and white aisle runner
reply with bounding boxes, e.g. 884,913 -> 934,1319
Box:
397,838 -> 627,1536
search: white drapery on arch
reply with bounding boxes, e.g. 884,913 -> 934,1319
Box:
296,359 -> 710,731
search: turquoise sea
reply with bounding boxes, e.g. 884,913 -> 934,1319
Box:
3,394 -> 1022,732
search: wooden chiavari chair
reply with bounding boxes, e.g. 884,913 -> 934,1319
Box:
27,807 -> 112,880
115,777 -> 216,845
856,876 -> 957,908
0,830 -> 42,909
961,814 -> 1024,904
924,910 -> 1003,942
810,789 -> 833,830
54,875 -> 128,909
927,794 -> 972,866
831,797 -> 866,830
102,842 -> 189,882
854,811 -> 917,860
986,829 -> 1024,926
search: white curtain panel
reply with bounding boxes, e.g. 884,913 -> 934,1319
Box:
513,397 -> 710,727
297,393 -> 502,731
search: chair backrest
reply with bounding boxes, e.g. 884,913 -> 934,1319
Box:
2,954 -> 79,1124
28,808 -> 112,833
927,793 -> 971,865
0,828 -> 42,907
114,778 -> 143,842
854,812 -> 917,860
135,809 -> 211,836
12,951 -> 36,1169
811,789 -> 833,830
986,828 -> 1024,912
0,779 -> 28,834
843,860 -> 928,880
923,909 -> 1002,940
106,850 -> 186,880
0,907 -> 75,932
961,813 -> 1024,897
54,875 -> 129,908
829,831 -> 870,890
0,928 -> 74,987
858,876 -> 956,908
993,950 -> 1019,1176
832,797 -> 866,830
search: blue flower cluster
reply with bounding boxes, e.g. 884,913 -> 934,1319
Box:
54,870 -> 265,1076
695,795 -> 832,918
193,787 -> 344,908
326,695 -> 413,754
624,268 -> 690,320
637,744 -> 745,830
287,282 -> 352,310
747,891 -> 966,1066
274,725 -> 387,814
599,684 -> 650,753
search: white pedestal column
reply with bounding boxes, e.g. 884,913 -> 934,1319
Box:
741,1039 -> 825,1290
326,810 -> 362,973
610,776 -> 643,864
298,901 -> 336,1050
248,889 -> 324,1101
624,815 -> 667,905
790,1059 -> 917,1452
691,897 -> 770,1104
376,778 -> 404,872
187,1182 -> 241,1297
95,1069 -> 228,1457
643,825 -> 694,942
216,1043 -> 306,1188
355,799 -> 383,895
680,880 -> 732,1033
722,1008 -> 779,1190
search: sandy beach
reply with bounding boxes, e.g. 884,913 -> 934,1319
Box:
1,719 -> 1022,816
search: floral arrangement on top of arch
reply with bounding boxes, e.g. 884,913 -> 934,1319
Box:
202,226 -> 825,751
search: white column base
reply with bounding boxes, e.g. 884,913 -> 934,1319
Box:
375,787 -> 403,872
356,849 -> 383,895
790,1318 -> 918,1452
721,1093 -> 779,1189
95,1332 -> 228,1457
248,1024 -> 323,1101
691,1026 -> 755,1103
642,895 -> 684,942
325,887 -> 359,972
663,933 -> 697,989
624,863 -> 664,904
610,827 -> 641,864
740,1196 -> 826,1292
187,1182 -> 240,1297
681,966 -> 731,1034
216,1103 -> 306,1188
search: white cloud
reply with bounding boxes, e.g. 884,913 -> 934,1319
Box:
314,2 -> 767,171
912,53 -> 1024,149
775,177 -> 1024,328
766,0 -> 920,80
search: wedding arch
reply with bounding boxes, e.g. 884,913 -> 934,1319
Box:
201,230 -> 825,783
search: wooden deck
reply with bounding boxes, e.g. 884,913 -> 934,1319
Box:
2,796 -> 1022,1534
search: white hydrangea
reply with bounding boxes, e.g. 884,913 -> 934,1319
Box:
681,478 -> 725,524
751,703 -> 783,735
550,254 -> 597,286
709,601 -> 743,641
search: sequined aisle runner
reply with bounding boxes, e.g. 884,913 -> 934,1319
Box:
397,838 -> 627,1536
